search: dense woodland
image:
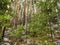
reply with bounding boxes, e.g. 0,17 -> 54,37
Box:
0,0 -> 60,45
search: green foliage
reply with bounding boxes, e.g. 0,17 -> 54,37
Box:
0,0 -> 11,28
0,14 -> 11,27
0,0 -> 10,14
26,0 -> 60,45
10,25 -> 24,39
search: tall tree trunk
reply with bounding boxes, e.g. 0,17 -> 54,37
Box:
23,0 -> 28,27
11,0 -> 21,28
29,0 -> 33,22
23,0 -> 28,44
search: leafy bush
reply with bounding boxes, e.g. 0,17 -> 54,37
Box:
10,25 -> 24,39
